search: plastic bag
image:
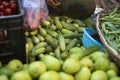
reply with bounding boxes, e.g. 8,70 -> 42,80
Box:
22,0 -> 49,31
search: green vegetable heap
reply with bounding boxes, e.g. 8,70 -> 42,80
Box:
100,8 -> 120,53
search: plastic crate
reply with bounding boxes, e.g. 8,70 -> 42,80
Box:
0,0 -> 26,65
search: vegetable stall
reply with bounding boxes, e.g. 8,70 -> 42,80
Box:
0,0 -> 120,80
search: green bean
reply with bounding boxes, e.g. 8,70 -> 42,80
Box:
100,8 -> 120,54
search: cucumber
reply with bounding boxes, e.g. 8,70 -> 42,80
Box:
45,34 -> 58,49
73,23 -> 80,28
74,19 -> 85,27
61,21 -> 76,31
66,38 -> 78,51
45,28 -> 58,38
25,31 -> 30,37
41,20 -> 50,27
63,33 -> 81,39
26,38 -> 34,50
61,29 -> 73,34
50,24 -> 57,31
39,28 -> 47,37
25,43 -> 29,63
49,52 -> 55,56
54,17 -> 62,30
45,45 -> 53,53
76,27 -> 84,33
37,34 -> 45,42
30,47 -> 45,56
65,39 -> 71,45
31,42 -> 48,52
66,18 -> 74,23
32,36 -> 40,44
54,46 -> 61,60
30,30 -> 38,36
25,43 -> 29,54
58,31 -> 66,51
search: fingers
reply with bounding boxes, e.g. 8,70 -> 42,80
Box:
47,0 -> 61,8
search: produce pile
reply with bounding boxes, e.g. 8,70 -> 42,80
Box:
0,0 -> 18,16
0,46 -> 120,80
25,15 -> 91,62
0,0 -> 120,80
0,15 -> 120,80
100,8 -> 120,53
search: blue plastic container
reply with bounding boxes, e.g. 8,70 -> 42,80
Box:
82,28 -> 103,49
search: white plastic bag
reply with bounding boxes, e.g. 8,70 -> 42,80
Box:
22,0 -> 49,31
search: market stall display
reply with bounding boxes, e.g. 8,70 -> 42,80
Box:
0,0 -> 120,80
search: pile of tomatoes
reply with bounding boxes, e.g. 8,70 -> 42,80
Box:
0,0 -> 18,16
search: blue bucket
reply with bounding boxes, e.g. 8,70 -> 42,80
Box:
82,28 -> 103,50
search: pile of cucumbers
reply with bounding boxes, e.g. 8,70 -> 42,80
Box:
25,16 -> 90,63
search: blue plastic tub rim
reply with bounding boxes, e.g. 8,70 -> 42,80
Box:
83,28 -> 104,50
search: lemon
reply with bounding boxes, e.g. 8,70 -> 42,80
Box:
69,53 -> 81,60
109,76 -> 120,80
62,58 -> 81,74
59,72 -> 74,80
11,71 -> 32,80
75,67 -> 91,80
41,55 -> 61,71
7,59 -> 23,72
80,58 -> 94,71
0,67 -> 14,77
0,75 -> 8,80
94,57 -> 110,71
109,62 -> 119,74
28,61 -> 46,79
90,70 -> 108,80
106,70 -> 117,78
39,71 -> 61,80
90,51 -> 107,62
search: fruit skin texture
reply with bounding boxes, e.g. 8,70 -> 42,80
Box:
90,70 -> 108,80
94,57 -> 110,71
62,58 -> 81,74
39,71 -> 61,80
11,71 -> 32,80
109,76 -> 120,80
41,55 -> 62,71
0,0 -> 18,16
109,62 -> 119,74
90,51 -> 107,62
59,72 -> 74,80
7,59 -> 23,72
4,8 -> 13,15
106,70 -> 117,78
0,75 -> 8,80
0,67 -> 14,77
80,58 -> 94,71
28,61 -> 46,79
75,67 -> 91,80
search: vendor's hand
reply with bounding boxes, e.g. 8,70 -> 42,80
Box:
46,0 -> 61,8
